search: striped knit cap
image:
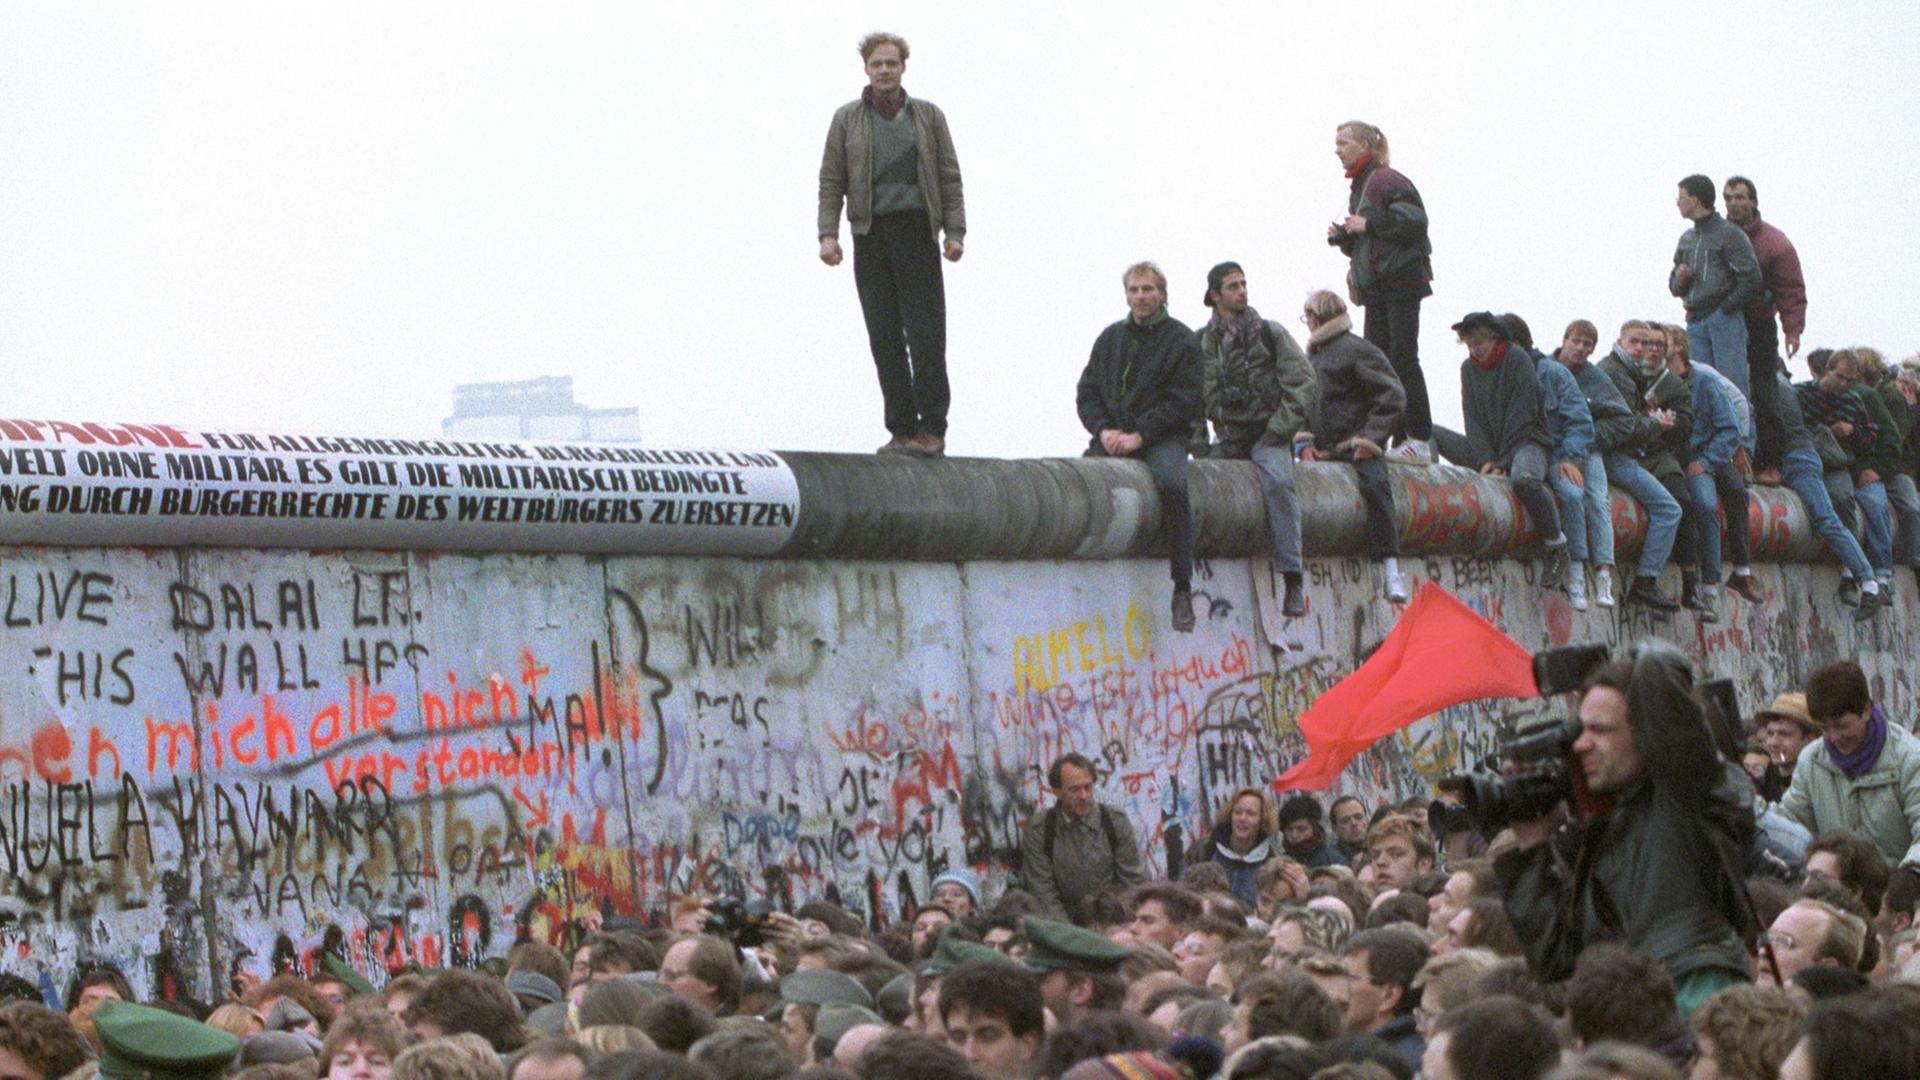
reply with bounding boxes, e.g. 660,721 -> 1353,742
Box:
1061,1052 -> 1192,1080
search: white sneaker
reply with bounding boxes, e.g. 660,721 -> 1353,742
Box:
1384,565 -> 1410,604
1593,567 -> 1615,608
1567,570 -> 1590,611
1387,438 -> 1434,465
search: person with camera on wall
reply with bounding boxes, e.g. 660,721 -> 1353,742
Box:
1494,641 -> 1756,1017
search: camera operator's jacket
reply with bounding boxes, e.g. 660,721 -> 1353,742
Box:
1496,644 -> 1755,984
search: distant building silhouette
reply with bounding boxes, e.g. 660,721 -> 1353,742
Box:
442,376 -> 640,442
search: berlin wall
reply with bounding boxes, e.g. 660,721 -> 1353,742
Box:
0,418 -> 1911,1001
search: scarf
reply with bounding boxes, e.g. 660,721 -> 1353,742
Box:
1827,703 -> 1888,780
1469,340 -> 1509,371
862,85 -> 907,121
1216,305 -> 1265,352
1343,152 -> 1373,180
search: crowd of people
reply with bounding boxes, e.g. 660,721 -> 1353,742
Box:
818,32 -> 1920,632
1,651 -> 1914,1080
0,26 -> 1911,1080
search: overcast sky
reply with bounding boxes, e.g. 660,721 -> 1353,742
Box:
4,2 -> 1917,459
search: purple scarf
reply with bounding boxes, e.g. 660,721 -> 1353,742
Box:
862,85 -> 907,121
1827,703 -> 1888,779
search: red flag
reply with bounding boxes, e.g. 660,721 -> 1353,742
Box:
1273,581 -> 1536,791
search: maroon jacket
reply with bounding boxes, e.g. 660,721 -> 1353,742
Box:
1739,212 -> 1807,339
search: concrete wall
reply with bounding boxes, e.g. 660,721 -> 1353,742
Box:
0,421 -> 1911,998
0,538 -> 1910,1000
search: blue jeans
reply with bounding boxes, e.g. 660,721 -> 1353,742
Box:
1782,447 -> 1874,582
1604,453 -> 1680,578
1213,437 -> 1303,574
1548,450 -> 1613,566
1885,473 -> 1920,566
1856,479 -> 1894,574
1687,463 -> 1751,584
1687,310 -> 1751,419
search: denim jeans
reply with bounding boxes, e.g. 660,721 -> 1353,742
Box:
1687,309 -> 1751,415
1433,429 -> 1564,546
1548,450 -> 1613,566
1782,447 -> 1874,582
1686,462 -> 1752,584
1856,479 -> 1894,574
1090,437 -> 1193,586
1603,453 -> 1681,577
1885,473 -> 1920,566
1213,438 -> 1303,574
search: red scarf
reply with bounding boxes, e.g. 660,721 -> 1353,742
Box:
1470,341 -> 1509,371
1343,152 -> 1373,180
862,85 -> 907,121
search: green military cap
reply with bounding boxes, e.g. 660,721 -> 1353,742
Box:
918,929 -> 1014,977
1019,917 -> 1131,974
320,953 -> 375,995
95,1000 -> 241,1080
780,968 -> 874,1008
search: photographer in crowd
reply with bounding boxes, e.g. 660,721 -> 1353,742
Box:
1497,640 -> 1755,1016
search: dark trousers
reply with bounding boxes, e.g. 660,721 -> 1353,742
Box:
1089,437 -> 1194,586
1746,315 -> 1786,470
1657,471 -> 1700,566
853,211 -> 949,437
1353,456 -> 1400,558
1362,297 -> 1431,441
1431,427 -> 1564,545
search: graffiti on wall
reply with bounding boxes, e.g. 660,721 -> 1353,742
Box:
0,544 -> 1910,1000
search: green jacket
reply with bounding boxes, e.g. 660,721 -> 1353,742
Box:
1852,384 -> 1911,479
817,97 -> 965,241
1780,718 -> 1920,868
1200,317 -> 1317,449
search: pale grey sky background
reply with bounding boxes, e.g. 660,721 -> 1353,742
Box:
4,2 -> 1917,458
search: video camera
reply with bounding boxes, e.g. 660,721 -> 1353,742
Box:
1455,643 -> 1610,835
704,897 -> 775,949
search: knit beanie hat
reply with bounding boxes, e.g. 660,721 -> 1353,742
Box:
929,867 -> 980,908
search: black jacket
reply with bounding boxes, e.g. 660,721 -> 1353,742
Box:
1496,641 -> 1756,985
1598,349 -> 1692,479
1077,310 -> 1203,449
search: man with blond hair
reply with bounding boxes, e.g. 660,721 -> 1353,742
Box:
1365,813 -> 1433,891
1328,120 -> 1434,464
1300,288 -> 1409,602
818,31 -> 966,459
1077,261 -> 1203,630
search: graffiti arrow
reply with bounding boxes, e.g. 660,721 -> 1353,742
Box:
512,785 -> 551,830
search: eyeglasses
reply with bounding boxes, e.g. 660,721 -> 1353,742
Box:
1759,930 -> 1798,951
1298,314 -> 1312,325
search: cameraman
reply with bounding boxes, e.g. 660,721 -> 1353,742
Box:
1497,641 -> 1754,1017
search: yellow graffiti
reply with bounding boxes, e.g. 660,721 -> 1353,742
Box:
1012,603 -> 1150,694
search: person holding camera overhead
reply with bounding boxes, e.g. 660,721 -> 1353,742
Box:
1495,641 -> 1756,1018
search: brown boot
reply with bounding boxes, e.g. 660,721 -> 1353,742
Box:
904,432 -> 946,458
877,435 -> 912,455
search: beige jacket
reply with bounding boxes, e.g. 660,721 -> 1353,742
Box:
817,97 -> 965,241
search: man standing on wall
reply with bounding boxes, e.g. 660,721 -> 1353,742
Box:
1724,176 -> 1806,483
1670,175 -> 1762,406
818,31 -> 966,458
1077,261 -> 1204,631
1198,262 -> 1318,617
1328,120 -> 1434,465
1021,752 -> 1147,923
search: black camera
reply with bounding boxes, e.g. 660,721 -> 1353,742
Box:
703,897 -> 774,948
1459,717 -> 1581,834
1454,642 -> 1611,834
